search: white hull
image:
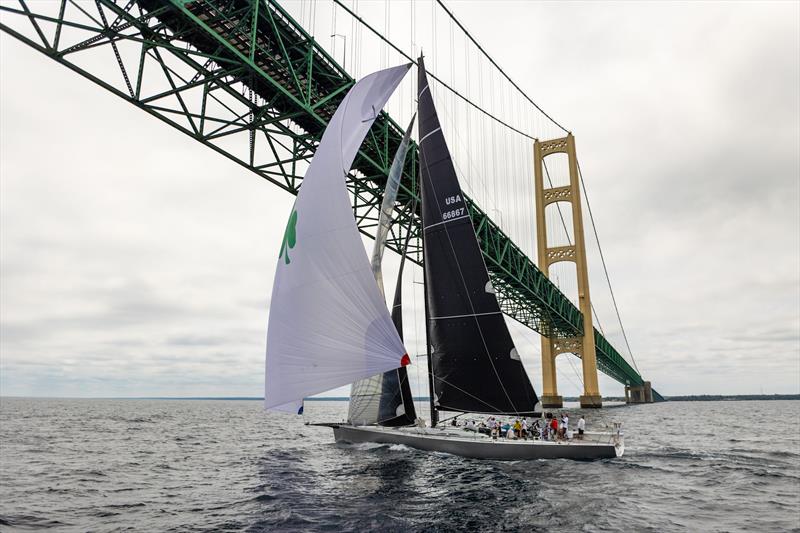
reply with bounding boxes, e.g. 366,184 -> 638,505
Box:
331,425 -> 624,460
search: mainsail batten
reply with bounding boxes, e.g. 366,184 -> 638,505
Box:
264,64 -> 412,413
417,57 -> 539,416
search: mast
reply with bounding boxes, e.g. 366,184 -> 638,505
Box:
417,54 -> 438,428
422,233 -> 438,428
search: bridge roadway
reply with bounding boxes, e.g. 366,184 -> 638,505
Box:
0,0 -> 660,398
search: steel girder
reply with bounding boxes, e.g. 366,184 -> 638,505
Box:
594,332 -> 643,387
0,0 -> 646,389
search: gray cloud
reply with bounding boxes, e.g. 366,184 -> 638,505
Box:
1,1 -> 798,397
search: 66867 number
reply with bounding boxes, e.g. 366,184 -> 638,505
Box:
441,207 -> 465,220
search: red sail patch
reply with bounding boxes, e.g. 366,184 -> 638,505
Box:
400,353 -> 411,366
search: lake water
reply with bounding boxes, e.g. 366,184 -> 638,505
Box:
1,398 -> 798,532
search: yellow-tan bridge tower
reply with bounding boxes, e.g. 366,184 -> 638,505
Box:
533,134 -> 603,409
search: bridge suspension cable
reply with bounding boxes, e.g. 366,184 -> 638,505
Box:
432,0 -> 569,135
420,1 -> 641,379
301,0 -> 645,387
328,0 -> 642,379
577,159 -> 642,375
332,0 -> 535,140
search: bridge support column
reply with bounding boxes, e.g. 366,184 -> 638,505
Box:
626,382 -> 653,404
540,343 -> 562,408
534,134 -> 602,408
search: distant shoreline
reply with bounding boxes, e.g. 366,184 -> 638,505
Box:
1,394 -> 798,401
660,394 -> 800,402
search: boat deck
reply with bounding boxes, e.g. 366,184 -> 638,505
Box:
331,424 -> 624,460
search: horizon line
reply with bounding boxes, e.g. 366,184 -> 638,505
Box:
1,394 -> 799,401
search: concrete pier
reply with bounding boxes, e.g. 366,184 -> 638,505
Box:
626,381 -> 654,403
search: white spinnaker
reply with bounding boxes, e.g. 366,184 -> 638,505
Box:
265,64 -> 412,413
349,115 -> 416,425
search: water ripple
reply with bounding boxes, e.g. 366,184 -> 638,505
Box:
1,398 -> 798,532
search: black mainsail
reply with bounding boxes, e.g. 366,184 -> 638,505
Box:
417,57 -> 539,416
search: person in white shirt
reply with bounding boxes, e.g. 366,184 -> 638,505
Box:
521,418 -> 528,440
577,415 -> 586,439
506,426 -> 516,440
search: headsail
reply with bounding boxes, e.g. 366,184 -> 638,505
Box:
348,117 -> 418,427
370,114 -> 416,296
348,238 -> 418,426
417,57 -> 539,415
264,64 -> 412,413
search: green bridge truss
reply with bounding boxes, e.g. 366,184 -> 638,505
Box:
0,0 -> 655,392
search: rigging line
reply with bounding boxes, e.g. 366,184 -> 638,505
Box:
429,84 -> 499,212
430,370 -> 511,414
478,53 -> 487,206
418,124 -> 523,417
435,412 -> 463,425
412,265 -> 423,401
576,158 -> 642,375
331,0 -> 534,140
433,0 -> 569,134
449,12 -> 455,127
330,0 -> 335,50
564,352 -> 585,388
514,322 -> 584,388
361,369 -> 413,425
384,0 -> 389,69
542,158 -> 607,336
311,0 -> 317,36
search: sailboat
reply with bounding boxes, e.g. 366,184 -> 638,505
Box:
265,60 -> 624,460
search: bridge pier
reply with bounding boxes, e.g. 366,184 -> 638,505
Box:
534,134 -> 602,409
540,351 -> 563,408
626,381 -> 653,403
540,396 -> 564,409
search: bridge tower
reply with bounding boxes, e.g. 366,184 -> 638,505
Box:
533,134 -> 603,409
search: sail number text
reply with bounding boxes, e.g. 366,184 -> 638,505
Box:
442,194 -> 464,220
442,207 -> 466,220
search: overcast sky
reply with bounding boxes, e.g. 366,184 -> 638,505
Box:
1,1 -> 798,398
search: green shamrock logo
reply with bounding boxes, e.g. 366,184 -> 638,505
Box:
279,208 -> 298,265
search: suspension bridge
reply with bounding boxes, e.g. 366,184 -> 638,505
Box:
0,0 -> 663,405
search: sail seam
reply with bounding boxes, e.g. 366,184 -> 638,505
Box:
431,311 -> 501,320
418,126 -> 441,144
423,214 -> 468,230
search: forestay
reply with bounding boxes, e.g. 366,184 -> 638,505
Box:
264,64 -> 412,414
